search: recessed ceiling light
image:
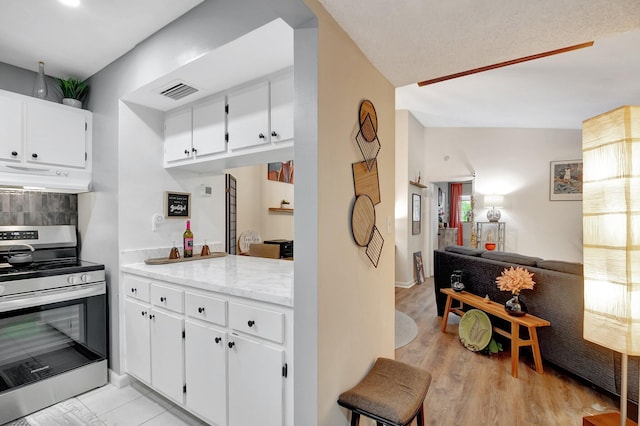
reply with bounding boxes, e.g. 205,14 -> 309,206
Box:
58,0 -> 80,7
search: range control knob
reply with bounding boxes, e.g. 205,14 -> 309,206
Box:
80,274 -> 88,282
67,276 -> 75,284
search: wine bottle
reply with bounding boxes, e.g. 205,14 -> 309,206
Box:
183,220 -> 193,258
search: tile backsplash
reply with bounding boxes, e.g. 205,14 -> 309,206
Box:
0,190 -> 78,226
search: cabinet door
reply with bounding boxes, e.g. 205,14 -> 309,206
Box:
227,81 -> 269,150
151,309 -> 185,404
165,108 -> 192,163
25,102 -> 87,168
192,97 -> 227,157
270,72 -> 294,142
228,334 -> 284,426
124,299 -> 151,383
0,95 -> 23,162
185,321 -> 227,426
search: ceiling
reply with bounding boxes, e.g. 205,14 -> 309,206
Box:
319,0 -> 640,129
0,0 -> 203,80
0,0 -> 638,130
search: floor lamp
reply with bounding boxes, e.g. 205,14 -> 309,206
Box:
582,106 -> 640,426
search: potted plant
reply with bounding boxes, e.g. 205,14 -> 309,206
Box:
57,77 -> 89,108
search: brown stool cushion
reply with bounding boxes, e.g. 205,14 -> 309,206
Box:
338,357 -> 432,425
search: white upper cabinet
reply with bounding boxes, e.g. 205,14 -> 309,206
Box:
0,95 -> 23,162
192,96 -> 227,157
163,70 -> 293,172
0,90 -> 90,169
165,96 -> 227,165
25,101 -> 87,168
164,108 -> 192,163
0,89 -> 92,192
269,72 -> 294,143
227,81 -> 270,151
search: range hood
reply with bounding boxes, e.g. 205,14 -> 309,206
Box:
0,165 -> 91,193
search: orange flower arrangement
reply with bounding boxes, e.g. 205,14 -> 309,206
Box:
495,266 -> 535,295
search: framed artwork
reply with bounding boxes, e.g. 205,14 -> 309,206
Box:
412,193 -> 421,235
267,160 -> 294,184
550,160 -> 583,201
413,251 -> 425,284
164,191 -> 191,218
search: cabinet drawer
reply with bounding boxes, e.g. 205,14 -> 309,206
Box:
228,302 -> 284,343
185,292 -> 227,326
124,275 -> 150,302
151,284 -> 184,313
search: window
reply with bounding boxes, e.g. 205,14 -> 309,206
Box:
461,195 -> 472,222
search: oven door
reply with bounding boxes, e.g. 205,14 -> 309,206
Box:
0,282 -> 107,393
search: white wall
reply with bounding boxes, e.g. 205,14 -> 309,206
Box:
118,102 -> 226,251
395,110 -> 427,286
424,127 -> 583,262
80,0 -> 312,377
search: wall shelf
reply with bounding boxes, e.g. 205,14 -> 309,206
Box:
268,207 -> 294,214
409,180 -> 427,189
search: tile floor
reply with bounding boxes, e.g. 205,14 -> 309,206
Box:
3,382 -> 208,426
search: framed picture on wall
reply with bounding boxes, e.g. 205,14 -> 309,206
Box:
412,193 -> 421,235
413,251 -> 425,284
164,191 -> 191,218
550,160 -> 583,201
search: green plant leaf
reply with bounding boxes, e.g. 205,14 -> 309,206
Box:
57,77 -> 90,101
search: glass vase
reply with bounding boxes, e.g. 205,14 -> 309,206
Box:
33,61 -> 47,99
504,294 -> 527,316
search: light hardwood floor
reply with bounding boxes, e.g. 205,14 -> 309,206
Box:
395,277 -> 618,426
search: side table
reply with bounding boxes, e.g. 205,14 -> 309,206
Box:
440,288 -> 550,378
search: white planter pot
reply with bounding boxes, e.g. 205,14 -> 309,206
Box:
62,98 -> 82,108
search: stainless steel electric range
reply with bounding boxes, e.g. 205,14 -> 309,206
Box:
0,225 -> 107,424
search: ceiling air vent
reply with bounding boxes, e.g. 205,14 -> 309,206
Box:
158,81 -> 198,101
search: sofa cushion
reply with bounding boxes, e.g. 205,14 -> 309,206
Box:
480,251 -> 542,266
444,246 -> 485,257
536,260 -> 583,276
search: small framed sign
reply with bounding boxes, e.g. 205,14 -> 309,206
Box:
164,191 -> 191,218
412,193 -> 421,235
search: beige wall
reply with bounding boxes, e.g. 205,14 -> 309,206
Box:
305,1 -> 396,424
227,163 -> 294,242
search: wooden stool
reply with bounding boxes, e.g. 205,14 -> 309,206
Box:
337,357 -> 432,426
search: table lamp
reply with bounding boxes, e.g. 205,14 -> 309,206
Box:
484,194 -> 504,222
583,106 -> 640,426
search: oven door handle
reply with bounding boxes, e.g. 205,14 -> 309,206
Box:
0,282 -> 106,313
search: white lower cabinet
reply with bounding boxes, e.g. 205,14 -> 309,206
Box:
150,309 -> 185,404
185,320 -> 227,426
124,298 -> 185,404
124,299 -> 151,383
227,334 -> 284,426
123,274 -> 291,426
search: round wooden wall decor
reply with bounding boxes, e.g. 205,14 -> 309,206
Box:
351,194 -> 376,247
359,100 -> 378,141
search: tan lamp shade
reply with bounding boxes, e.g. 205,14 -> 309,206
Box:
483,194 -> 504,208
582,105 -> 640,356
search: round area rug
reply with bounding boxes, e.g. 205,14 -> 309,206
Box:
395,310 -> 418,349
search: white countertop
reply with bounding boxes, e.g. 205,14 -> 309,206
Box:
121,255 -> 293,307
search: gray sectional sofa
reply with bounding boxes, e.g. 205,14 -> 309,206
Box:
433,246 -> 638,407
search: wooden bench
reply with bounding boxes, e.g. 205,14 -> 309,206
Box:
440,288 -> 551,378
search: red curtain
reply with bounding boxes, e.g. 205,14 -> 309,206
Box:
449,183 -> 464,245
